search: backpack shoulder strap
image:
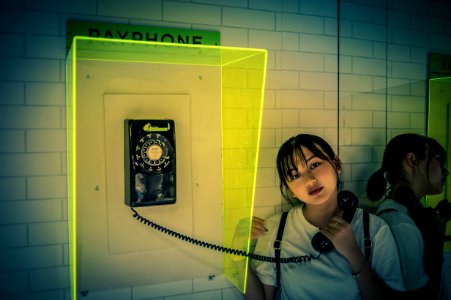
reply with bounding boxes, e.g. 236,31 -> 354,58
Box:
274,211 -> 289,288
363,211 -> 372,261
365,207 -> 398,260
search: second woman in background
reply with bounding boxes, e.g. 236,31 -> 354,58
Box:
366,133 -> 450,299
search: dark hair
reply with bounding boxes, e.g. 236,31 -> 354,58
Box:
276,134 -> 340,203
366,133 -> 446,201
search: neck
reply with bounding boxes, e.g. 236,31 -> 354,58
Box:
392,183 -> 424,201
410,180 -> 427,200
303,202 -> 340,228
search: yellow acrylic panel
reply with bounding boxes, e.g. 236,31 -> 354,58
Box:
66,36 -> 266,299
66,45 -> 77,300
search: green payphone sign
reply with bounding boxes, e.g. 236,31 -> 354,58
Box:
66,20 -> 220,52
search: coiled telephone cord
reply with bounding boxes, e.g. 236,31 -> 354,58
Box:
131,208 -> 320,263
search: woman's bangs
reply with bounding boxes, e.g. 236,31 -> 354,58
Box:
281,147 -> 305,180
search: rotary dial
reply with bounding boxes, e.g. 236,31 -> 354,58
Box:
135,133 -> 173,173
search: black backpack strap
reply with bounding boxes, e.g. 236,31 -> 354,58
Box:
363,211 -> 372,261
363,207 -> 397,261
274,211 -> 289,288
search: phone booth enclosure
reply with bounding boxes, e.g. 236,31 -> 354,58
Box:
66,37 -> 267,297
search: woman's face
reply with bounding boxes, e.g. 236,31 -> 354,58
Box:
422,154 -> 448,195
286,146 -> 339,206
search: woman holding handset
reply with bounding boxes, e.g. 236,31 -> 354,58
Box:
246,134 -> 404,299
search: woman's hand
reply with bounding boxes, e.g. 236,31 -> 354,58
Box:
231,216 -> 267,262
320,216 -> 369,280
233,216 -> 267,241
250,216 -> 268,239
237,216 -> 267,239
320,216 -> 361,259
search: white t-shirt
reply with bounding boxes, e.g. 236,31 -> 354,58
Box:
251,206 -> 404,299
376,199 -> 448,299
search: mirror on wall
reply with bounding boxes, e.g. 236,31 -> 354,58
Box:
338,0 -> 389,207
427,53 -> 451,223
338,0 -> 433,211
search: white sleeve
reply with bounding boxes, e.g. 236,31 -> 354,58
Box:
250,214 -> 281,287
369,215 -> 406,291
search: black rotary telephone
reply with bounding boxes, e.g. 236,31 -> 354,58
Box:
311,190 -> 359,253
124,119 -> 176,207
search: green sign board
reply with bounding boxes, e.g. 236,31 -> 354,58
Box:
66,20 -> 220,51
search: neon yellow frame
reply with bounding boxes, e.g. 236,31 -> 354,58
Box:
66,37 -> 267,298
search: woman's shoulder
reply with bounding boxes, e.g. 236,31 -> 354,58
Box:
265,211 -> 285,223
263,207 -> 306,233
263,211 -> 288,232
354,205 -> 402,222
354,207 -> 388,228
376,199 -> 407,213
266,206 -> 302,219
356,202 -> 415,233
375,199 -> 413,225
352,208 -> 400,238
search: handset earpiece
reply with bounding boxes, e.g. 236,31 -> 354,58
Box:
435,199 -> 451,221
311,190 -> 359,253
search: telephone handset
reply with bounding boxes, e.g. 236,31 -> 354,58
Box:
311,190 -> 359,253
125,119 -> 176,207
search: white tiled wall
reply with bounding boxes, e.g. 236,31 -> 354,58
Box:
1,0 -> 451,299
